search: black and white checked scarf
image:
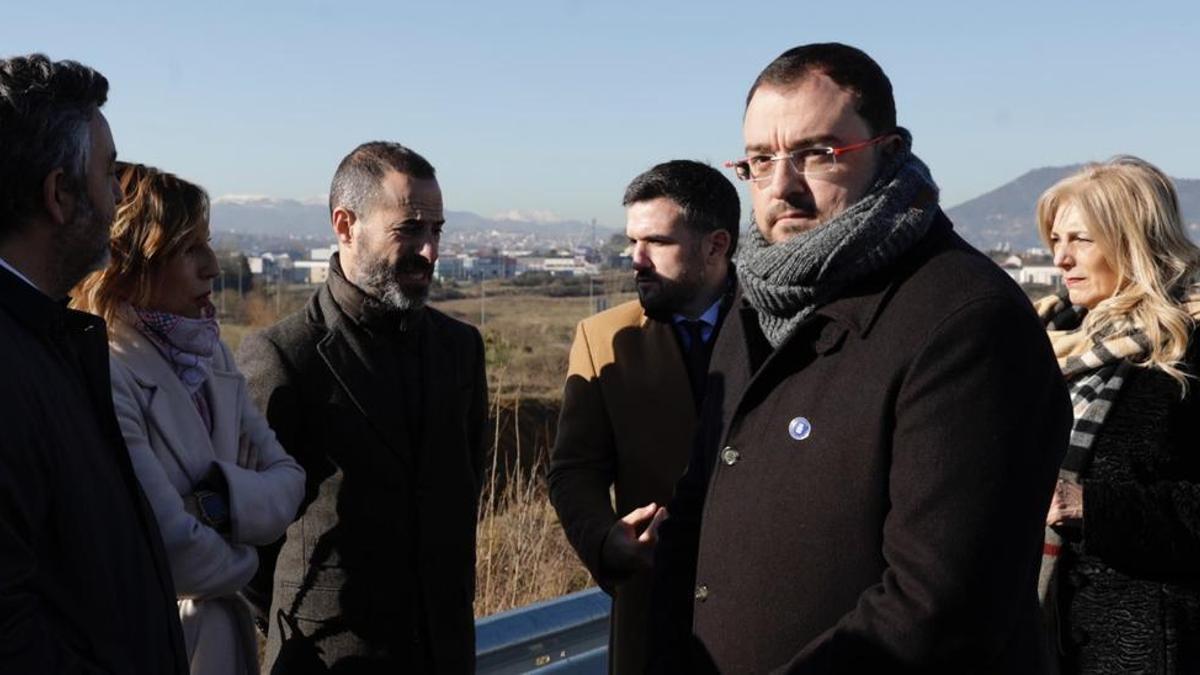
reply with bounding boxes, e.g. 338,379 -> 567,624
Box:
1033,291 -> 1150,659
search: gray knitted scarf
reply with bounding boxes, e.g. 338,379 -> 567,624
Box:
735,134 -> 940,348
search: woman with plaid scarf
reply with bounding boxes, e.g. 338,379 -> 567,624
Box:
1035,156 -> 1200,673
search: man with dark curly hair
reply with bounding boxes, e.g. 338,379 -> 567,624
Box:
0,53 -> 187,674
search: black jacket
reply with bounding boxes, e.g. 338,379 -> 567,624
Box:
652,215 -> 1072,674
1057,329 -> 1200,673
238,262 -> 487,674
0,266 -> 187,674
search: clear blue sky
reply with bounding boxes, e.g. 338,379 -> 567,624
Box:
4,1 -> 1197,229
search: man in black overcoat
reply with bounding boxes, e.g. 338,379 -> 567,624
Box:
239,142 -> 487,674
651,43 -> 1073,673
0,54 -> 187,674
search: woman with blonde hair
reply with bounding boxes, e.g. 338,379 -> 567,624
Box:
1035,155 -> 1200,673
74,162 -> 305,675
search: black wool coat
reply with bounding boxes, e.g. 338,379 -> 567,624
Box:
1057,330 -> 1200,673
237,272 -> 487,674
652,214 -> 1073,674
0,266 -> 187,674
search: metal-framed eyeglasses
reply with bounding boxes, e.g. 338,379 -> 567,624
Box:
726,135 -> 892,183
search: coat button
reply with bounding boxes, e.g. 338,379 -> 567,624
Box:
720,446 -> 740,466
694,584 -> 709,602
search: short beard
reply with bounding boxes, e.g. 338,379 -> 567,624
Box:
637,268 -> 705,321
358,252 -> 432,313
54,188 -> 111,296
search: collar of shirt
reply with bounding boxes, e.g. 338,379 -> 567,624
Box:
0,255 -> 41,293
672,296 -> 723,351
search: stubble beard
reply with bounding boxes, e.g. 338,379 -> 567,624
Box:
54,189 -> 111,296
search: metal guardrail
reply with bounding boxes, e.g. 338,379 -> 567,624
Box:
475,587 -> 610,674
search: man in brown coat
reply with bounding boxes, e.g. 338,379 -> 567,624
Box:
651,44 -> 1072,673
548,160 -> 739,673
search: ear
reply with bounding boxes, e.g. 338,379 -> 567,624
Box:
880,133 -> 905,157
41,168 -> 73,226
332,207 -> 356,246
706,229 -> 732,261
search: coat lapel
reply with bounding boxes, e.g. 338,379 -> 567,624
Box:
111,319 -> 218,485
723,245 -> 914,437
710,295 -> 763,424
205,367 -> 241,464
417,311 -> 454,467
638,314 -> 696,427
317,322 -> 413,467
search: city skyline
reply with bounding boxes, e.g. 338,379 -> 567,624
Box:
4,0 -> 1198,229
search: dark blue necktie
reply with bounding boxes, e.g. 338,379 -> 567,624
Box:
682,320 -> 708,410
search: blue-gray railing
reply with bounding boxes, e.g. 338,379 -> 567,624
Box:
475,587 -> 610,674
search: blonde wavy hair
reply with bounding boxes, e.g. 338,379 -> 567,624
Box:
72,162 -> 210,325
1037,155 -> 1200,387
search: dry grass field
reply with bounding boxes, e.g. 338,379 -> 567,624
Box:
473,385 -> 595,617
220,276 -> 637,618
436,291 -> 635,397
436,284 -> 638,616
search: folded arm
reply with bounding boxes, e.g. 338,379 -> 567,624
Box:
110,360 -> 258,601
215,347 -> 306,547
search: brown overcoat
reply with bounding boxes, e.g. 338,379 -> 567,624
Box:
548,299 -> 698,674
653,215 -> 1073,673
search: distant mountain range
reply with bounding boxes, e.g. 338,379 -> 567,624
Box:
210,196 -> 613,245
213,166 -> 1200,253
947,165 -> 1200,251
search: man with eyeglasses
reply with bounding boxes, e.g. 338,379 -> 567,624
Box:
650,43 -> 1072,673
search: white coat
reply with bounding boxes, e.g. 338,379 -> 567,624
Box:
109,317 -> 305,675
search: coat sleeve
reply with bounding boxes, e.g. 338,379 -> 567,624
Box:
777,296 -> 1071,673
467,327 -> 488,497
0,392 -> 107,673
235,328 -> 311,624
1080,371 -> 1200,575
109,358 -> 259,601
210,343 -> 306,547
546,321 -> 622,590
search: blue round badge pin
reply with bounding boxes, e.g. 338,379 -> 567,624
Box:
788,416 -> 812,441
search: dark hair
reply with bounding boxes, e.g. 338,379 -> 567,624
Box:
329,141 -> 436,217
0,54 -> 109,237
622,160 -> 741,258
73,162 -> 210,325
747,43 -> 895,136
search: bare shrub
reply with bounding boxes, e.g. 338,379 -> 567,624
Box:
474,381 -> 593,618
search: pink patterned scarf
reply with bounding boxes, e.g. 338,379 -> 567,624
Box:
130,304 -> 220,433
